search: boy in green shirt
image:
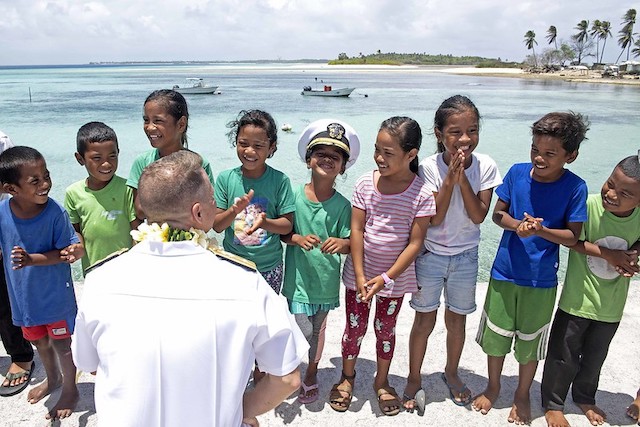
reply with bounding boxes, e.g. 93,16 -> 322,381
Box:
65,122 -> 139,274
542,154 -> 640,427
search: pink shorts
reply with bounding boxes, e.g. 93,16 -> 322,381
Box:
22,319 -> 72,341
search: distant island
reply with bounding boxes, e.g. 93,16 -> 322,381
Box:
329,52 -> 521,68
86,55 -> 520,68
88,59 -> 329,65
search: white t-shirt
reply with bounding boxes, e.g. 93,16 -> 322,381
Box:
0,131 -> 13,202
72,241 -> 308,427
418,152 -> 502,255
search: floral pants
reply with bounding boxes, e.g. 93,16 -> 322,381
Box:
260,263 -> 283,294
341,289 -> 404,361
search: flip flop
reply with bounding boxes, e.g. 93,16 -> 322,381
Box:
441,372 -> 472,406
403,388 -> 426,416
298,382 -> 319,404
0,361 -> 35,397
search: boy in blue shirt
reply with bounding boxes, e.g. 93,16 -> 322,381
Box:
542,154 -> 640,427
65,122 -> 138,274
473,112 -> 590,424
0,146 -> 84,421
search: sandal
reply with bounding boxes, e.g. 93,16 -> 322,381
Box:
441,372 -> 472,406
298,381 -> 319,404
403,388 -> 426,416
0,361 -> 35,397
376,386 -> 401,416
329,371 -> 355,412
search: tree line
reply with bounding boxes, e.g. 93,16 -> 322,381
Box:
329,51 -> 519,67
524,8 -> 637,68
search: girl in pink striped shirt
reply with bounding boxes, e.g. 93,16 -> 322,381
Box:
329,117 -> 436,416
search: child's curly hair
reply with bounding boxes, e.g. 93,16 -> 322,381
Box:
531,112 -> 590,153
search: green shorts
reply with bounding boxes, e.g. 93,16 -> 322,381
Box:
475,278 -> 556,364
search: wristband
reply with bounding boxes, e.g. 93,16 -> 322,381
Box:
381,272 -> 394,288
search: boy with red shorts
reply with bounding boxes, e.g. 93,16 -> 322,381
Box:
0,146 -> 83,420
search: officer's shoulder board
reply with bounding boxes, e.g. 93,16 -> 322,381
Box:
84,248 -> 129,275
208,247 -> 257,271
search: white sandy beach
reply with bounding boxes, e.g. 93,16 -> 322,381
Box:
1,280 -> 639,427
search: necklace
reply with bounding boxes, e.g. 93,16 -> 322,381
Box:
130,222 -> 213,249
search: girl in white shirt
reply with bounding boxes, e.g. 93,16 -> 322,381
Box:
403,95 -> 502,414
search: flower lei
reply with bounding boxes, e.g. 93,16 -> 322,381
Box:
130,222 -> 214,249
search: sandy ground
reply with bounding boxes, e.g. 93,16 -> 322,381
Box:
435,66 -> 640,86
1,280 -> 639,427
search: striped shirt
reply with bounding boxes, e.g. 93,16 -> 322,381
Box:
342,171 -> 436,298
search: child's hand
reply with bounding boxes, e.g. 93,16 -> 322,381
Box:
445,149 -> 466,184
10,246 -> 32,270
362,276 -> 385,302
232,189 -> 254,215
294,234 -> 321,251
246,212 -> 266,235
605,248 -> 639,277
60,243 -> 83,264
320,237 -> 347,254
355,276 -> 369,302
516,212 -> 543,238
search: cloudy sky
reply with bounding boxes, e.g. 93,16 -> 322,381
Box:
0,0 -> 637,65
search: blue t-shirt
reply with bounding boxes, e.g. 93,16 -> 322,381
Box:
491,163 -> 588,288
0,198 -> 79,327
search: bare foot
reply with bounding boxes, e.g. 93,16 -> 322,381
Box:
578,403 -> 606,426
45,388 -> 79,420
508,396 -> 531,425
627,395 -> 640,422
472,386 -> 499,415
27,376 -> 62,404
545,409 -> 570,427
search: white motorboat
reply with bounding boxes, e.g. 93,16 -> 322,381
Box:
301,85 -> 355,97
173,78 -> 219,95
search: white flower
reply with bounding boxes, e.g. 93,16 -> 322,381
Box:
189,228 -> 209,249
130,222 -> 169,243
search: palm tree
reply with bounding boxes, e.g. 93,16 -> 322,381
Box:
546,26 -> 558,50
524,30 -> 538,66
590,20 -> 602,63
616,9 -> 636,63
633,39 -> 640,58
574,20 -> 589,44
572,20 -> 590,64
598,21 -> 612,63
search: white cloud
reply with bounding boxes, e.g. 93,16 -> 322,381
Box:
0,0 -> 637,65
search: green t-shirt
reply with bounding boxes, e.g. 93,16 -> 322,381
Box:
126,148 -> 215,189
282,185 -> 351,305
559,194 -> 640,322
64,175 -> 137,275
214,166 -> 295,272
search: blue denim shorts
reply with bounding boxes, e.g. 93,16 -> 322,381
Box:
410,246 -> 479,315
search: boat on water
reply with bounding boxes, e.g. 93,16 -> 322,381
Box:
301,85 -> 355,97
173,78 -> 219,95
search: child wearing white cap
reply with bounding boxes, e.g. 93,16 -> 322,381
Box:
281,119 -> 360,404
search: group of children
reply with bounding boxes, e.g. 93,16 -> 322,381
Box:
0,88 -> 639,426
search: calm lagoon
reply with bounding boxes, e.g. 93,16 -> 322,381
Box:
1,63 -> 638,280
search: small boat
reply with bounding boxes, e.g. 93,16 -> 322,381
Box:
301,85 -> 355,97
173,78 -> 219,95
281,123 -> 293,132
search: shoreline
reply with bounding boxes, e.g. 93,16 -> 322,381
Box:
434,66 -> 640,86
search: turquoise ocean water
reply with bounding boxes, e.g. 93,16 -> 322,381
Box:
1,63 -> 639,281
